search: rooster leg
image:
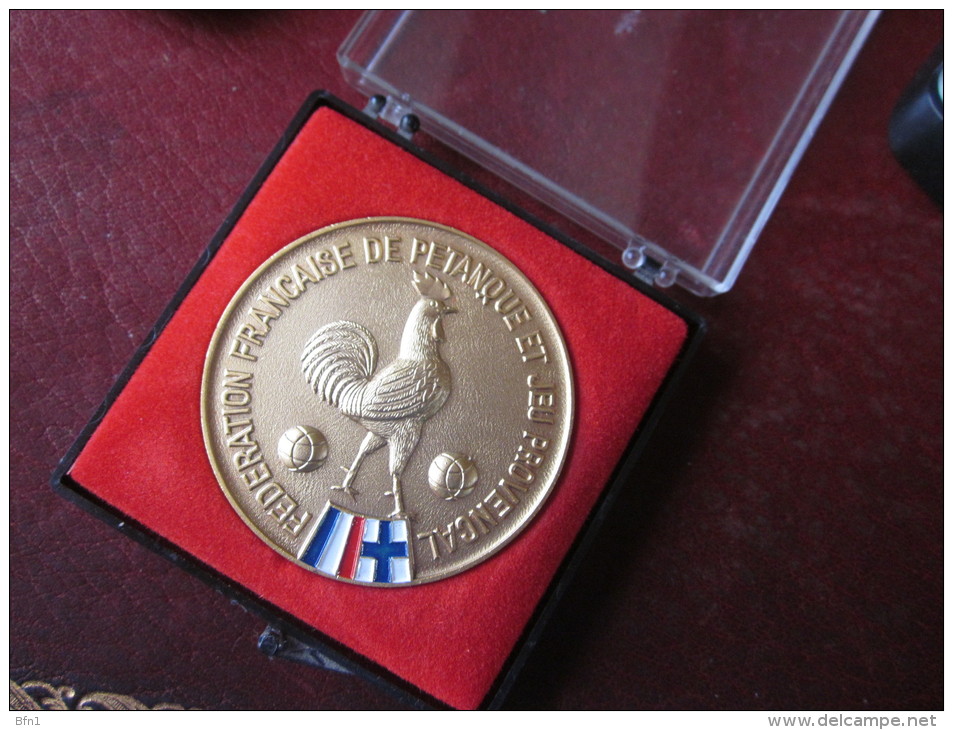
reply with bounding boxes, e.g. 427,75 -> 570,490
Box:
384,475 -> 406,518
383,421 -> 419,518
333,431 -> 384,499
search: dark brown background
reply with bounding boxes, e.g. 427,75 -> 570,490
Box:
11,10 -> 942,710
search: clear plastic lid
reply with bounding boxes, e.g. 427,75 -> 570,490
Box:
339,10 -> 878,296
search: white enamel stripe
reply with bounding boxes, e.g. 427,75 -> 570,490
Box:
316,512 -> 353,576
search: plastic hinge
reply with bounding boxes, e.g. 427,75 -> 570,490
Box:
621,244 -> 679,288
363,95 -> 420,140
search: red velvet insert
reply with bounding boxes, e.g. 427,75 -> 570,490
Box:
70,107 -> 688,709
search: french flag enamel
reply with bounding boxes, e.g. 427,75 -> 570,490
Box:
297,503 -> 413,585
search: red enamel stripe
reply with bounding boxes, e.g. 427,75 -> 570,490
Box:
339,515 -> 365,579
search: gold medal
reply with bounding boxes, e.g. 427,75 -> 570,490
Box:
201,218 -> 572,585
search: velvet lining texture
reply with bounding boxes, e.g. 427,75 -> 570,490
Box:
70,106 -> 688,709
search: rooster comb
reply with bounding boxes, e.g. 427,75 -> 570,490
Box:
412,271 -> 453,302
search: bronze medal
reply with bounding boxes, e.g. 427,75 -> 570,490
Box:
202,218 -> 573,585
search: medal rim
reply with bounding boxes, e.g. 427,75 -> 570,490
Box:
201,216 -> 574,586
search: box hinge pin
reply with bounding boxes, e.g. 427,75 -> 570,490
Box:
622,241 -> 678,288
363,94 -> 420,140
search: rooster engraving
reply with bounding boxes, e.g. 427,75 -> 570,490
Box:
301,272 -> 457,517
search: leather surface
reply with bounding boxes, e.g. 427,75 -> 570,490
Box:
11,10 -> 942,710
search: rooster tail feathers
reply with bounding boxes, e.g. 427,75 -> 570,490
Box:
301,321 -> 377,413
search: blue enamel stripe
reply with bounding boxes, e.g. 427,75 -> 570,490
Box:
300,507 -> 341,568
